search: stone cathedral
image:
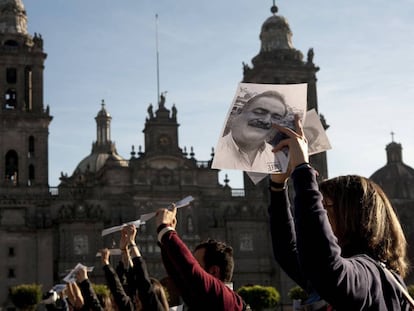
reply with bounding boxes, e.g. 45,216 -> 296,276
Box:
1,0 -> 414,309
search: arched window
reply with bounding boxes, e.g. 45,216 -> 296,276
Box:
28,164 -> 35,185
5,88 -> 17,109
25,66 -> 32,111
5,150 -> 18,185
8,268 -> 15,278
28,136 -> 35,157
6,68 -> 17,84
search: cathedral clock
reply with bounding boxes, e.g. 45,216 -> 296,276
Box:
158,134 -> 171,147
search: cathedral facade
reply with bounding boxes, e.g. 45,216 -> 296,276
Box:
0,1 -> 413,309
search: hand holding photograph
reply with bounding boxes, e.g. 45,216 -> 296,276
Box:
246,108 -> 332,184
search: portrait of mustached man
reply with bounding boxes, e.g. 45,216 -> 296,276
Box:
213,90 -> 291,173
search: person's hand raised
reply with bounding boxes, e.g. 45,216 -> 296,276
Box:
100,248 -> 110,265
75,266 -> 88,283
120,226 -> 129,250
67,282 -> 84,309
155,205 -> 177,229
272,114 -> 309,170
269,163 -> 291,184
124,224 -> 137,244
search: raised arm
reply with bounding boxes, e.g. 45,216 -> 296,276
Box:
100,248 -> 134,311
125,224 -> 169,311
76,267 -> 104,311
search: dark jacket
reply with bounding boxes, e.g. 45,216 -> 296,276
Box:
103,256 -> 167,311
77,279 -> 104,311
132,256 -> 168,311
115,260 -> 136,299
268,166 -> 410,310
103,264 -> 135,311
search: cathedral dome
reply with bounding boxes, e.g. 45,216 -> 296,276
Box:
0,0 -> 28,35
74,152 -> 127,174
259,10 -> 293,51
0,0 -> 25,11
261,15 -> 290,34
72,101 -> 128,175
96,104 -> 110,118
370,141 -> 414,200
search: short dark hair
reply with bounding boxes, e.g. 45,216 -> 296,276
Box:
194,239 -> 234,282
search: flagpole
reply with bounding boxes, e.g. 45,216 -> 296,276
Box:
155,13 -> 160,105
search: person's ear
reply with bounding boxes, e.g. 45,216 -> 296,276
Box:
208,265 -> 221,279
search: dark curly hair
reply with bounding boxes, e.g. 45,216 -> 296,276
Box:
194,239 -> 234,282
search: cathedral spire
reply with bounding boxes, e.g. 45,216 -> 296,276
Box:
386,137 -> 403,164
70,101 -> 127,176
0,0 -> 28,35
95,99 -> 112,146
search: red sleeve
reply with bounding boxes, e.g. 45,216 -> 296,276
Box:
160,230 -> 244,311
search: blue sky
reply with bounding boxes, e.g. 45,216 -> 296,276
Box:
23,1 -> 414,188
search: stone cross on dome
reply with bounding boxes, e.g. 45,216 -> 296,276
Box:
390,131 -> 395,142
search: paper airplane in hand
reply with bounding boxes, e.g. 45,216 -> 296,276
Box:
101,219 -> 143,237
96,248 -> 122,257
63,263 -> 94,283
101,195 -> 194,236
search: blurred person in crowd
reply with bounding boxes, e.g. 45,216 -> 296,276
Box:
268,115 -> 411,310
155,206 -> 248,310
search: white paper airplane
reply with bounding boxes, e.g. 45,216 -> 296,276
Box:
63,263 -> 94,283
101,195 -> 194,236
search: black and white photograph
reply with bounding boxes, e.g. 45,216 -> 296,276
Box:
304,108 -> 332,155
212,82 -> 307,174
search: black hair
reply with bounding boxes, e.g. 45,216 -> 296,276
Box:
194,239 -> 234,282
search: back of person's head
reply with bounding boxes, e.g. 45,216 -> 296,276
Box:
151,277 -> 169,311
160,276 -> 181,307
42,291 -> 67,311
42,290 -> 57,305
96,292 -> 113,311
194,239 -> 234,282
135,278 -> 169,311
319,175 -> 409,277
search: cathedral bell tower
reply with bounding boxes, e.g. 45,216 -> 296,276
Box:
0,0 -> 52,190
142,92 -> 181,157
242,2 -> 328,180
